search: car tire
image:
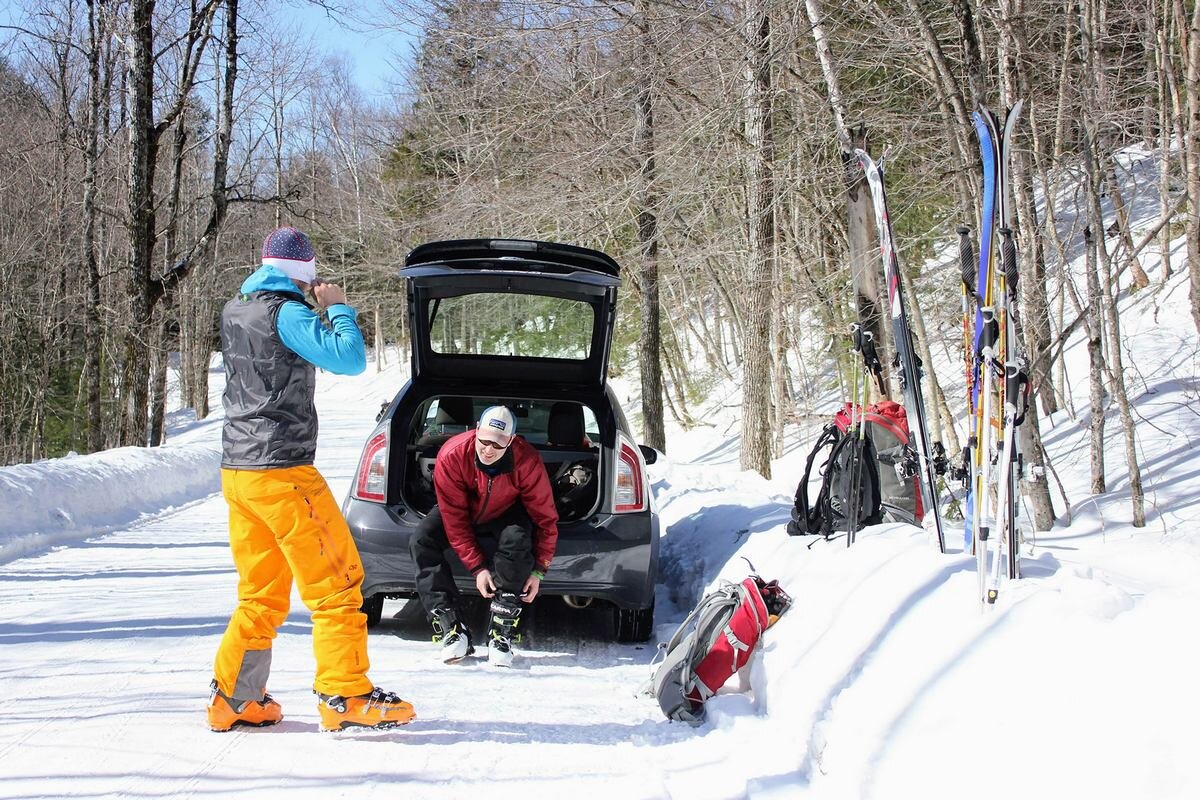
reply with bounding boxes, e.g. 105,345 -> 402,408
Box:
361,593 -> 384,628
613,602 -> 654,643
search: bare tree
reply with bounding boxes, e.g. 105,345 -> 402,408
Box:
1185,0 -> 1200,331
633,0 -> 665,452
739,0 -> 776,478
1075,0 -> 1146,526
117,0 -> 221,446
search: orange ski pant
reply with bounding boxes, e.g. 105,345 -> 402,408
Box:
213,466 -> 374,701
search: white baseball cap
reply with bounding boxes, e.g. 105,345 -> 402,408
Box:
477,405 -> 516,445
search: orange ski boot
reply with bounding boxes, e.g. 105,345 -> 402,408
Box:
207,680 -> 283,732
316,687 -> 416,731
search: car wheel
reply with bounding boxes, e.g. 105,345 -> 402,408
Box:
613,601 -> 654,643
361,593 -> 384,628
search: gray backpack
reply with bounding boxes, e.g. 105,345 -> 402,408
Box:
648,576 -> 791,726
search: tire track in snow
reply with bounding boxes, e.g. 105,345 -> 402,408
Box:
789,543 -> 972,789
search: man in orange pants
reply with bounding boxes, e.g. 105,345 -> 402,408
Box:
208,226 -> 416,732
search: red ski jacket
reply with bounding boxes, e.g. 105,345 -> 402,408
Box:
432,430 -> 559,575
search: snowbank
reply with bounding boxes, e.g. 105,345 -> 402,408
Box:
0,443 -> 220,563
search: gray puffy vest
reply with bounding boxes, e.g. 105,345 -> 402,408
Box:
221,291 -> 318,468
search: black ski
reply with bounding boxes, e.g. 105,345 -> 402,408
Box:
854,149 -> 946,554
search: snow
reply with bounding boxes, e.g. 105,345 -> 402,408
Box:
3,183 -> 1200,797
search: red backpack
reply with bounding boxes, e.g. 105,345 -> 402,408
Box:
844,400 -> 924,523
648,576 -> 792,725
788,400 -> 923,538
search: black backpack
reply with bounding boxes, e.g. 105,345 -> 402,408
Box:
787,409 -> 883,538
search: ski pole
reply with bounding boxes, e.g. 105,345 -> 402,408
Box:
847,325 -> 867,547
975,307 -> 999,606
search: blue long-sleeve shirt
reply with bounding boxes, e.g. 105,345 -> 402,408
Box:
239,265 -> 366,375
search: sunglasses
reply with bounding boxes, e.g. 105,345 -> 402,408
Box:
476,437 -> 509,452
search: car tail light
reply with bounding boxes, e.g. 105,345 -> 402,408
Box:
614,433 -> 647,513
353,431 -> 388,502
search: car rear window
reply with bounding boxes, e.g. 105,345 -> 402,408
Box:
426,293 -> 594,359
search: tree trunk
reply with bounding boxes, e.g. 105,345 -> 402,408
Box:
1185,0 -> 1200,330
998,0 -> 1058,530
846,130 -> 890,380
1083,225 -> 1107,494
953,0 -> 988,105
1019,416 -> 1058,530
1103,167 -> 1151,289
773,288 -> 790,458
83,0 -> 104,453
999,0 -> 1058,416
375,304 -> 385,371
661,316 -> 695,427
907,289 -> 947,447
148,307 -> 170,447
118,0 -> 159,447
634,0 -> 665,453
118,0 -> 221,445
1078,0 -> 1146,524
1158,15 -> 1176,280
739,0 -> 775,478
1084,140 -> 1146,525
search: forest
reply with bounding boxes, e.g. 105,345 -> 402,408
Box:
0,0 -> 1196,535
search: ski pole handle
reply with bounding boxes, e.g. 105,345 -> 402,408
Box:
957,225 -> 976,295
1005,357 -> 1031,425
1000,227 -> 1019,295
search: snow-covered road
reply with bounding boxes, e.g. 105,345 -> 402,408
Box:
0,369 -> 703,799
0,489 -> 700,799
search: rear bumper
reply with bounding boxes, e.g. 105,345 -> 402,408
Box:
344,500 -> 659,610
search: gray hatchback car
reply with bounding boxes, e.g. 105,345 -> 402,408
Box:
342,239 -> 659,642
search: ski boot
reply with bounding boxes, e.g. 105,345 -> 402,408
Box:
316,687 -> 416,731
486,590 -> 524,668
431,607 -> 474,664
207,679 -> 282,732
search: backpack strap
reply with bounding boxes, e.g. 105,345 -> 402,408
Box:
789,422 -> 841,536
692,581 -> 766,701
819,431 -> 858,537
718,584 -> 765,677
676,584 -> 743,701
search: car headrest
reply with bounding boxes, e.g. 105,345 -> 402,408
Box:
433,396 -> 474,426
547,401 -> 585,447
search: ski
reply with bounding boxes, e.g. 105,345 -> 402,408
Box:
969,106 -> 1001,604
998,103 -> 1027,585
969,101 -> 1025,605
853,149 -> 946,554
993,100 -> 1026,589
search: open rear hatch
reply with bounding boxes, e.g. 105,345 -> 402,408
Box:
403,239 -> 620,389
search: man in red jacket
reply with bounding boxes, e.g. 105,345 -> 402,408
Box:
410,405 -> 558,667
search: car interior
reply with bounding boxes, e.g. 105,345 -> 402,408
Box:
404,396 -> 601,521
